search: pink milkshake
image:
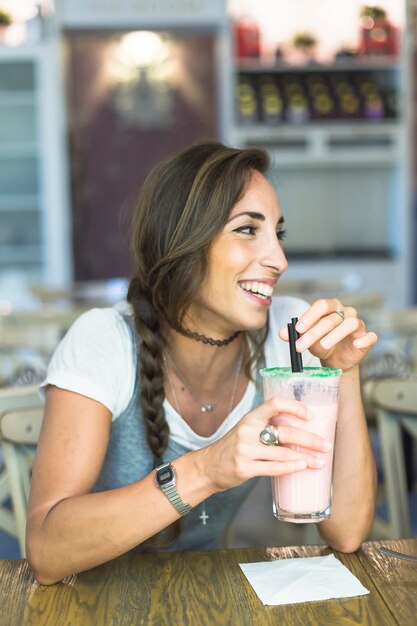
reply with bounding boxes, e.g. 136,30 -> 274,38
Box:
260,367 -> 341,523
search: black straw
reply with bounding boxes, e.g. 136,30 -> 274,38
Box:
287,317 -> 303,373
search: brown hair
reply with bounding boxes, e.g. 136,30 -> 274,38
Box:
127,142 -> 270,542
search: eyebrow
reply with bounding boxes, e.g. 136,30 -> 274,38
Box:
228,211 -> 285,226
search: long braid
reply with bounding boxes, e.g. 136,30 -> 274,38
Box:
127,278 -> 167,465
127,278 -> 181,544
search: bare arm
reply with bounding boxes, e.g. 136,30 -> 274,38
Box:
317,366 -> 377,551
26,387 -> 212,584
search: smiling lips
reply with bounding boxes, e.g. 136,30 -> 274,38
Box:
239,281 -> 274,300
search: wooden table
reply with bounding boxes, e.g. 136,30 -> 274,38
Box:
1,539 -> 417,625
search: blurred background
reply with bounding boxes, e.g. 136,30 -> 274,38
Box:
0,0 -> 417,558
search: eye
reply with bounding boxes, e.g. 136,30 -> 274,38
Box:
233,224 -> 257,236
277,229 -> 287,241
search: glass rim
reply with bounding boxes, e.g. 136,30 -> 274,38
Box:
259,366 -> 342,378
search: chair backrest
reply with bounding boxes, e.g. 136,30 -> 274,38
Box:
0,385 -> 43,556
362,376 -> 417,540
0,386 -> 43,444
363,378 -> 417,415
0,309 -> 83,354
363,307 -> 417,337
0,309 -> 84,386
0,408 -> 43,445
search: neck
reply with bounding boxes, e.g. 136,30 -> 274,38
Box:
176,326 -> 241,347
164,328 -> 246,389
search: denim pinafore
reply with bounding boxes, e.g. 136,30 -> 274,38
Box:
94,318 -> 265,551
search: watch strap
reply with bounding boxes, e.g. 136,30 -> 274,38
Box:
160,482 -> 193,516
156,463 -> 193,517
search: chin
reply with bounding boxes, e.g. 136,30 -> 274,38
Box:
239,315 -> 268,333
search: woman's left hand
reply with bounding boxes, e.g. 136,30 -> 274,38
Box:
279,298 -> 378,372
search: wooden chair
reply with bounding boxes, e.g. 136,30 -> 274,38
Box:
31,280 -> 127,308
361,308 -> 417,377
363,378 -> 417,539
0,386 -> 43,556
0,307 -> 87,355
0,306 -> 88,388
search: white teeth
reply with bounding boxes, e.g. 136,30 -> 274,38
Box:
240,281 -> 273,297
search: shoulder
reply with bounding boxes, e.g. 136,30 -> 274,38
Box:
67,305 -> 135,353
43,305 -> 137,418
66,307 -> 135,362
70,305 -> 131,335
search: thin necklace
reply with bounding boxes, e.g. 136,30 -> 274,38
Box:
164,346 -> 243,415
163,345 -> 244,526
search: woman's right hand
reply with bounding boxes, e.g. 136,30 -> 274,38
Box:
196,396 -> 332,492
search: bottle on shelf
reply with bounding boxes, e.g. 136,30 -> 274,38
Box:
233,16 -> 261,61
259,76 -> 283,123
236,77 -> 258,123
359,5 -> 399,57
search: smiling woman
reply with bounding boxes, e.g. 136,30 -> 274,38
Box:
26,142 -> 377,584
197,175 -> 289,335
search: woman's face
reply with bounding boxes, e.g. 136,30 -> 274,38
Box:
186,170 -> 288,336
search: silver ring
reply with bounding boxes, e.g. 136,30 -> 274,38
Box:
335,309 -> 345,319
259,425 -> 280,446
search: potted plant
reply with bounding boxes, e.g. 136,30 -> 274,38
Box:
360,5 -> 387,21
292,32 -> 317,51
292,32 -> 317,64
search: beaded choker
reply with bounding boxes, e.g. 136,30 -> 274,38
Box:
177,327 -> 241,347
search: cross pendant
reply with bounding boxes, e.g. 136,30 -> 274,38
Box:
199,509 -> 209,525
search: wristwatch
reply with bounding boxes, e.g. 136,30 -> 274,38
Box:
155,462 -> 193,516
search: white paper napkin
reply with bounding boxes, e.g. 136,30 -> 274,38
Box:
239,554 -> 369,606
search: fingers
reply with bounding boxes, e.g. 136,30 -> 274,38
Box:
298,313 -> 377,354
211,400 -> 334,488
237,418 -> 332,470
306,316 -> 362,351
251,460 -> 309,477
278,299 -> 375,353
249,395 -> 311,426
240,397 -> 332,472
296,299 -> 353,333
255,439 -> 329,470
268,421 -> 332,452
254,422 -> 331,470
352,331 -> 378,350
229,442 -> 325,480
233,452 -> 329,480
250,460 -> 316,478
279,300 -> 349,342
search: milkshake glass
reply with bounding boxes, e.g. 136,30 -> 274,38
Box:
260,366 -> 341,523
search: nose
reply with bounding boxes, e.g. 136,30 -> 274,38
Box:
260,234 -> 288,275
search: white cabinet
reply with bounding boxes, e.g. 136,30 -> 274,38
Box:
0,44 -> 71,307
228,1 -> 412,307
0,51 -> 41,273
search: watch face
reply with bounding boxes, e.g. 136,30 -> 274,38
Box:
157,465 -> 174,486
